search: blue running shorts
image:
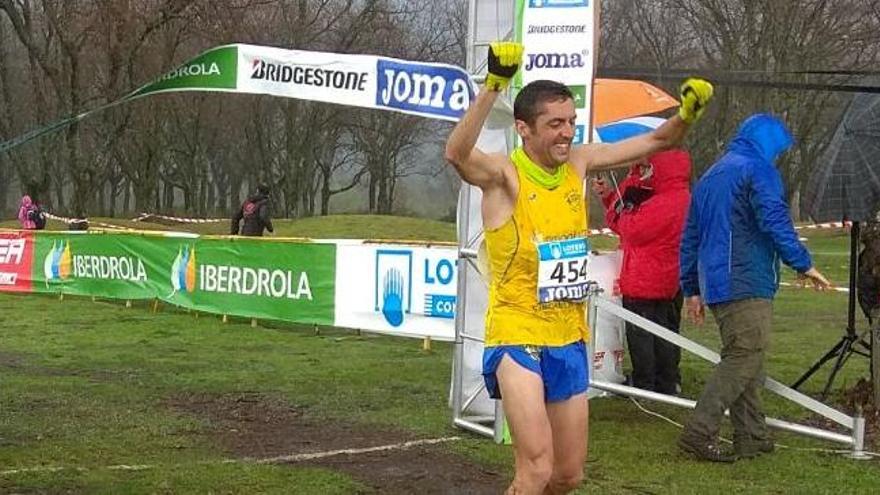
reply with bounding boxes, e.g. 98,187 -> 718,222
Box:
482,340 -> 590,403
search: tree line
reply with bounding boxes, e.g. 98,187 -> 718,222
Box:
1,0 -> 878,220
0,0 -> 464,218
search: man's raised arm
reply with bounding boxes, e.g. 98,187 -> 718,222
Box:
444,42 -> 523,189
573,78 -> 714,173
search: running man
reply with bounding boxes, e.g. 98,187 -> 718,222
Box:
444,42 -> 713,494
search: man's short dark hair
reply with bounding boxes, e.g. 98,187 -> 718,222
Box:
257,184 -> 270,196
514,80 -> 574,126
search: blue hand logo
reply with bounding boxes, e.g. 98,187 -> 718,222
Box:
382,268 -> 404,327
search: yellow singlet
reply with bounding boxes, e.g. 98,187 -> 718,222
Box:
483,150 -> 590,347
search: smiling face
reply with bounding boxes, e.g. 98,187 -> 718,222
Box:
515,97 -> 577,170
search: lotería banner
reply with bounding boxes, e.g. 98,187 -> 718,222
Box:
515,0 -> 596,144
334,244 -> 458,341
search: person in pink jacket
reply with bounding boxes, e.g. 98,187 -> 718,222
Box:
17,195 -> 45,230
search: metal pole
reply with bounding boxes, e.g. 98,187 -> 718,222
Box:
592,295 -> 864,454
451,190 -> 472,424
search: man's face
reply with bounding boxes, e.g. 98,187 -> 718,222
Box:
516,98 -> 576,168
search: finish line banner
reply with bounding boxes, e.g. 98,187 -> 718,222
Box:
133,44 -> 476,121
0,45 -> 475,153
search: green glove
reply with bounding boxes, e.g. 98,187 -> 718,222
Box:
485,42 -> 524,92
678,78 -> 714,124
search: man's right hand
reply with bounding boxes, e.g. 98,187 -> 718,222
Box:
799,267 -> 831,291
685,295 -> 705,326
485,42 -> 523,92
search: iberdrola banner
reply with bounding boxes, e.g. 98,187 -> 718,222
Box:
164,237 -> 335,325
0,44 -> 475,152
26,232 -> 337,326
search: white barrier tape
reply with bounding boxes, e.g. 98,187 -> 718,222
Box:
0,436 -> 462,476
44,213 -> 127,231
45,212 -> 87,225
586,221 -> 849,239
254,436 -> 462,464
132,212 -> 225,224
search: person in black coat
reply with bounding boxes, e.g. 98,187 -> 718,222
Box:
231,184 -> 274,236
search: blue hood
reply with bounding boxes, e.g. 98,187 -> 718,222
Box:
727,113 -> 794,164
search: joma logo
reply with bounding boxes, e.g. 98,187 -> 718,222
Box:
524,51 -> 587,71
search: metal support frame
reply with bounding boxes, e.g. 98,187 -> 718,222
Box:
453,0 -> 865,460
454,290 -> 869,458
592,296 -> 868,458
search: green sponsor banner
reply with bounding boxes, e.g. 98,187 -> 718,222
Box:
31,232 -> 336,326
130,45 -> 238,97
33,232 -> 172,300
165,237 -> 335,325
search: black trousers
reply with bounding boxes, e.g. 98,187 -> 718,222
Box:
622,292 -> 683,395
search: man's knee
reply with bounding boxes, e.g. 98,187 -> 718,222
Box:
517,448 -> 554,488
548,467 -> 584,493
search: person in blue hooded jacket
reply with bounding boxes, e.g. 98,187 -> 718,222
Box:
677,113 -> 830,462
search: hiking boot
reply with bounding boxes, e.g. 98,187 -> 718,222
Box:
678,435 -> 736,463
734,438 -> 775,459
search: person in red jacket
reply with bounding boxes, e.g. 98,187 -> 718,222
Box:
592,149 -> 692,395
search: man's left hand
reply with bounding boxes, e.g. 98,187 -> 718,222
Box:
685,295 -> 705,326
678,78 -> 714,124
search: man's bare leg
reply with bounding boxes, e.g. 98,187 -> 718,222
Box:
497,355 -> 554,495
544,393 -> 588,494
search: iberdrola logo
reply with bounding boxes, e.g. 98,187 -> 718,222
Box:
170,245 -> 197,294
43,240 -> 72,282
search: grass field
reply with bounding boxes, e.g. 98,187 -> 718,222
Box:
1,216 -> 879,493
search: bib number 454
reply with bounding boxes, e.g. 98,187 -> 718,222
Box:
550,258 -> 587,284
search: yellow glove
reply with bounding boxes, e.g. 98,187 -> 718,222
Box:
678,78 -> 714,124
485,42 -> 524,92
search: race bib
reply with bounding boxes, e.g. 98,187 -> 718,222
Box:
536,237 -> 591,304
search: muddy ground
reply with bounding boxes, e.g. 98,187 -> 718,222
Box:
165,392 -> 507,494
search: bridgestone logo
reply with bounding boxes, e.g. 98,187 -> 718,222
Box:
527,24 -> 587,34
250,59 -> 368,91
199,264 -> 313,300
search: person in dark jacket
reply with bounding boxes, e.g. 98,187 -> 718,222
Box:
593,149 -> 691,395
231,184 -> 274,236
677,114 -> 830,462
